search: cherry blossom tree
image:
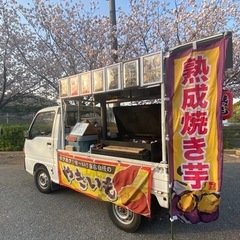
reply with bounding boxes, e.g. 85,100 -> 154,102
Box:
0,0 -> 43,109
0,0 -> 113,109
0,0 -> 239,111
16,0 -> 113,93
116,0 -> 239,94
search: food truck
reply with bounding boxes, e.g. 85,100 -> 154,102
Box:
24,32 -> 233,232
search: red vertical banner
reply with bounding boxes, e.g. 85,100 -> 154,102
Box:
222,90 -> 233,119
166,35 -> 231,224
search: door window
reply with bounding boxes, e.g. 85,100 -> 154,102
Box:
29,111 -> 55,138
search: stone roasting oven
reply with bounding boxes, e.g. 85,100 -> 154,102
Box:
92,104 -> 162,162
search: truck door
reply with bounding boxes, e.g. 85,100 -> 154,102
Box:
24,110 -> 57,174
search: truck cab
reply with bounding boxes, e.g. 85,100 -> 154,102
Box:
24,106 -> 61,186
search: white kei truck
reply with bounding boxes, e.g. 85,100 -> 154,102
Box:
24,33 -> 232,232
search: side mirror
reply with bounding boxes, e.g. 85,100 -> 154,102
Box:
24,130 -> 30,139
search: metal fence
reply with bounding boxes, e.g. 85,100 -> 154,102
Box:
0,112 -> 35,125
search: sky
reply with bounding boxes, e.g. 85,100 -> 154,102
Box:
17,0 -> 131,16
82,0 -> 130,15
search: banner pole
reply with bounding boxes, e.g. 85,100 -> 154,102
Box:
162,50 -> 175,240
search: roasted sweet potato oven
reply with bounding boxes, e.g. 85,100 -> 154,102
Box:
92,104 -> 162,162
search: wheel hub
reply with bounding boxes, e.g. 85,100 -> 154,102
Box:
114,205 -> 134,223
39,172 -> 49,189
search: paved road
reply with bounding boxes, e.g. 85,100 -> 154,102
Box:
0,155 -> 239,240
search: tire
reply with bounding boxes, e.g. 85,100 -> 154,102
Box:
34,166 -> 52,194
107,203 -> 141,232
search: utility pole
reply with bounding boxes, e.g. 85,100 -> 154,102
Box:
109,0 -> 118,62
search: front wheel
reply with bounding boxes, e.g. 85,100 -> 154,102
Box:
107,203 -> 141,232
34,166 -> 52,194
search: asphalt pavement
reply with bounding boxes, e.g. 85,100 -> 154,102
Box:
0,153 -> 239,240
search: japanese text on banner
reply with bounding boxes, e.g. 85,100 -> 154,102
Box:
58,151 -> 152,217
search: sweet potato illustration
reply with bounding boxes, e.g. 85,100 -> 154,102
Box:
198,193 -> 220,214
200,208 -> 219,223
177,192 -> 197,212
119,186 -> 149,215
113,165 -> 140,193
